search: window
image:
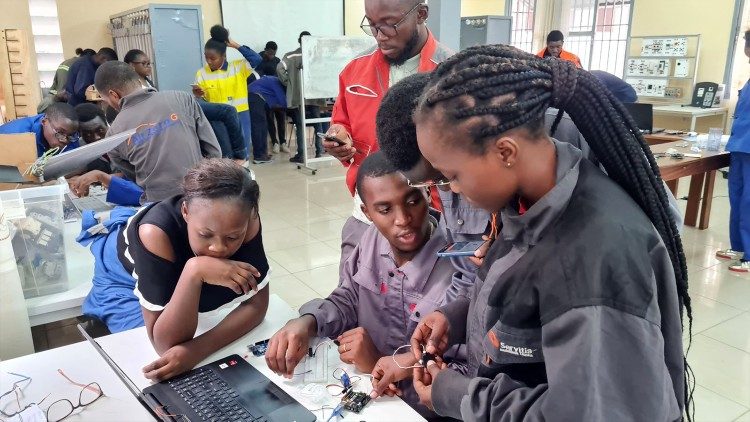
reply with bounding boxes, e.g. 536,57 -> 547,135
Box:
566,0 -> 633,77
725,0 -> 748,89
28,0 -> 64,91
509,0 -> 537,53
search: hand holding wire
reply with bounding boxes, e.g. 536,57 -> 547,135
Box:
370,351 -> 414,398
410,311 -> 451,358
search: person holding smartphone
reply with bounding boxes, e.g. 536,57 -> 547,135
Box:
194,25 -> 272,164
321,0 -> 453,274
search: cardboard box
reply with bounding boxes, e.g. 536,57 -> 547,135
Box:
0,132 -> 38,190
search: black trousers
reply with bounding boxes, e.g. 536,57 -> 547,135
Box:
267,108 -> 286,145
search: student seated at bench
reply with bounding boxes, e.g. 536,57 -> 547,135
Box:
0,102 -> 80,157
265,152 -> 456,417
77,159 -> 270,381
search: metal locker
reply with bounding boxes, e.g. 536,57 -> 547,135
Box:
109,4 -> 205,92
460,15 -> 512,50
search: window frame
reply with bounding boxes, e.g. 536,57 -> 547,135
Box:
723,0 -> 747,89
566,0 -> 635,76
507,0 -> 538,53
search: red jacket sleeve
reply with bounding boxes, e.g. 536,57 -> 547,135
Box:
331,72 -> 353,169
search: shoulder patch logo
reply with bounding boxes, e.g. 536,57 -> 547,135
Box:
488,331 -> 536,358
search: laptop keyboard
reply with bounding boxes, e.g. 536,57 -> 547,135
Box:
168,368 -> 267,422
69,194 -> 112,212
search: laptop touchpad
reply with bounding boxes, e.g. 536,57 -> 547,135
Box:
238,379 -> 293,411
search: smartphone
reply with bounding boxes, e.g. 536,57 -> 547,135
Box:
437,241 -> 486,258
317,132 -> 346,146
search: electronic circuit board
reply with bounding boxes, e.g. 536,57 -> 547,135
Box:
341,390 -> 371,413
248,339 -> 269,356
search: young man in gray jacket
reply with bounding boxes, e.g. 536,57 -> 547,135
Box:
265,152 -> 457,418
74,61 -> 221,203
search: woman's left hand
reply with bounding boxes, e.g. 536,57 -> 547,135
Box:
226,39 -> 241,49
142,344 -> 199,382
413,360 -> 446,411
468,235 -> 493,267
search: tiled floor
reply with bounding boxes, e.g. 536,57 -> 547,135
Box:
38,152 -> 750,421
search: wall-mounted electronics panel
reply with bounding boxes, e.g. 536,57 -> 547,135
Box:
625,35 -> 700,103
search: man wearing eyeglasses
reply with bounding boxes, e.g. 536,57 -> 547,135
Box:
0,102 -> 80,157
321,0 -> 452,268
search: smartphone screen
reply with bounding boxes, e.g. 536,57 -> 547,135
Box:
436,241 -> 485,257
317,132 -> 345,146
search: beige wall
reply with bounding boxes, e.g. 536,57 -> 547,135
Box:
344,0 -> 366,35
630,0 -> 735,83
0,0 -> 41,113
716,0 -> 750,132
344,0 -> 507,35
461,0 -> 505,17
56,0 -> 222,58
631,0 -> 738,132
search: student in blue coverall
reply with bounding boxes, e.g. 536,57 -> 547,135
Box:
717,29 -> 750,273
248,76 -> 287,163
68,103 -> 142,207
63,48 -> 118,106
0,102 -> 80,157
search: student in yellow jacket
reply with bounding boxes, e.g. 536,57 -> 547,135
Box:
193,25 -> 270,163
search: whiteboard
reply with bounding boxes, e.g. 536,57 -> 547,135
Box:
301,36 -> 377,99
220,0 -> 344,62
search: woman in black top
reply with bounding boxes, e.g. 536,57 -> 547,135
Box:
80,158 -> 269,381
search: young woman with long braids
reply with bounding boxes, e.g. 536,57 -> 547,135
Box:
408,45 -> 692,421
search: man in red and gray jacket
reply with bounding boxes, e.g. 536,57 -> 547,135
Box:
322,0 -> 453,267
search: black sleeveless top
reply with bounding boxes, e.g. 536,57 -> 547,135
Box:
117,195 -> 270,312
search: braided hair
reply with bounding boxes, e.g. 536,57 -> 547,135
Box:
416,44 -> 693,418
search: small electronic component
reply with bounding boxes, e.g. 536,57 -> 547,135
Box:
340,372 -> 351,389
340,390 -> 371,413
248,339 -> 269,357
420,351 -> 436,368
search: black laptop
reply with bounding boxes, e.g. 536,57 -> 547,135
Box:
623,102 -> 654,134
78,325 -> 315,422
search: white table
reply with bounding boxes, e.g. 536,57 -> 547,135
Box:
24,219 -> 94,327
1,294 -> 425,421
652,104 -> 728,132
0,336 -> 153,420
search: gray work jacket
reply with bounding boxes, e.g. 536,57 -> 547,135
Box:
300,216 -> 455,414
431,141 -> 685,422
108,88 -> 221,202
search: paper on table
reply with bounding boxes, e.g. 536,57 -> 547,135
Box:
5,404 -> 46,422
